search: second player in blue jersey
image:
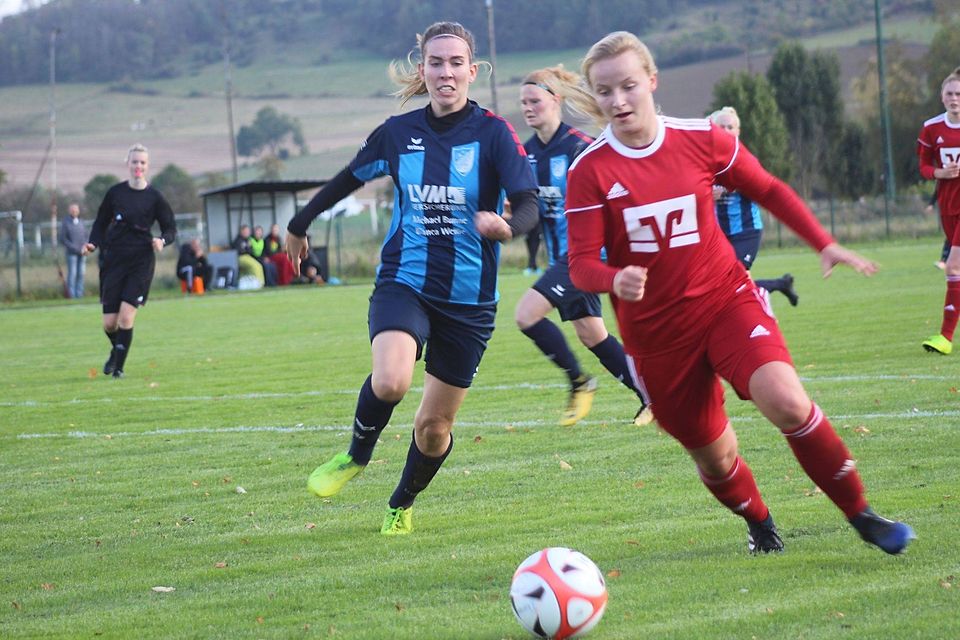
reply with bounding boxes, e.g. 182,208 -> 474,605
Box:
514,66 -> 652,427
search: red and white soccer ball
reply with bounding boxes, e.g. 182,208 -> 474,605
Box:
509,547 -> 608,640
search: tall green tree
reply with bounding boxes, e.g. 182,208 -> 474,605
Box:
766,42 -> 844,198
707,71 -> 791,180
83,174 -> 119,216
152,164 -> 200,213
236,106 -> 308,159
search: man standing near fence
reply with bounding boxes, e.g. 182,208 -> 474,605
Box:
59,202 -> 87,298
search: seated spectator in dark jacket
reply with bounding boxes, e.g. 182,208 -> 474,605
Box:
264,223 -> 283,258
177,238 -> 211,294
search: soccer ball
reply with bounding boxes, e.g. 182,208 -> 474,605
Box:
509,547 -> 608,640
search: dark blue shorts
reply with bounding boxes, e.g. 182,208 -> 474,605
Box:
368,281 -> 496,389
532,256 -> 602,322
100,248 -> 156,314
726,229 -> 763,270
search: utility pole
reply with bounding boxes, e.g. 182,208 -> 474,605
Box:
221,2 -> 239,183
485,0 -> 499,114
875,0 -> 896,235
49,27 -> 60,249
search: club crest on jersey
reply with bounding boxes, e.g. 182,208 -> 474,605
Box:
621,193 -> 700,253
550,156 -> 567,179
452,146 -> 476,176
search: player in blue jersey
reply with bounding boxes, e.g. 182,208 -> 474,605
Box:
710,107 -> 799,307
515,66 -> 653,427
286,21 -> 539,535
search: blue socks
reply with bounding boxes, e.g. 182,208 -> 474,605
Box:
389,432 -> 453,509
521,318 -> 581,382
347,375 -> 400,465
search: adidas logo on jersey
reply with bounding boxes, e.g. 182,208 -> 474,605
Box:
937,136 -> 945,144
749,324 -> 771,339
606,182 -> 629,199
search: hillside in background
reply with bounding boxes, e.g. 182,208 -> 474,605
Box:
0,0 -> 933,87
0,1 -> 942,199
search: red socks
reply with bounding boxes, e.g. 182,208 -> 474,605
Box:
699,456 -> 769,523
940,276 -> 960,341
782,404 -> 867,518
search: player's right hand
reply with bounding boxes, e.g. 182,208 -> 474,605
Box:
286,233 -> 308,277
81,243 -> 95,256
613,265 -> 648,301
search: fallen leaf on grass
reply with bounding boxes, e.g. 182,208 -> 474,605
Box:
11,601 -> 21,610
235,486 -> 247,494
394,602 -> 404,612
853,425 -> 870,434
473,435 -> 482,443
558,460 -> 572,470
214,562 -> 228,569
40,583 -> 54,591
256,616 -> 264,624
151,586 -> 175,593
606,569 -> 621,578
625,539 -> 640,546
305,523 -> 316,530
633,481 -> 645,489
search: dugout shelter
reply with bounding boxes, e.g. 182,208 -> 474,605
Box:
200,180 -> 327,250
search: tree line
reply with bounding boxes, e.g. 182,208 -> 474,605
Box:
0,0 -> 924,87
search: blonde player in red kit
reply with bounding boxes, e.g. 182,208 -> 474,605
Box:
917,66 -> 960,356
564,31 -> 914,555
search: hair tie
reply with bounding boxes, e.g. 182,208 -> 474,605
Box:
523,81 -> 555,96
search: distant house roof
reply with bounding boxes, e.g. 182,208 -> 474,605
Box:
200,179 -> 327,197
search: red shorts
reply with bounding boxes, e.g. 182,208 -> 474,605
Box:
943,214 -> 960,247
629,285 -> 793,450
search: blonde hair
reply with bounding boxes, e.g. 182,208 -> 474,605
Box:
127,143 -> 148,160
941,66 -> 960,92
567,31 -> 659,128
388,21 -> 488,107
521,65 -> 594,107
709,106 -> 740,128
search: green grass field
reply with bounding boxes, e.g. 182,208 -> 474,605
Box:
1,239 -> 958,639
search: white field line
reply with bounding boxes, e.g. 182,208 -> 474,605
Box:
12,409 -> 960,440
0,375 -> 953,409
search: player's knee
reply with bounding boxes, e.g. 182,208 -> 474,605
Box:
514,305 -> 540,330
414,418 -> 452,452
371,374 -> 410,403
769,394 -> 811,431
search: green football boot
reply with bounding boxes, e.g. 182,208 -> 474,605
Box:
921,334 -> 952,355
380,506 -> 413,535
307,452 -> 364,498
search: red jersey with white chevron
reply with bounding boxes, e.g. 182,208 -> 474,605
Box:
917,113 -> 960,217
566,116 -> 830,357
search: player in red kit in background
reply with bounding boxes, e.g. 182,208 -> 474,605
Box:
563,31 -> 914,555
917,66 -> 960,356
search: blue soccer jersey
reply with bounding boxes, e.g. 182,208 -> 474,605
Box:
715,189 -> 763,237
350,101 -> 535,305
523,123 -> 593,265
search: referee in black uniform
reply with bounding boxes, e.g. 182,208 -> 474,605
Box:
83,144 -> 177,378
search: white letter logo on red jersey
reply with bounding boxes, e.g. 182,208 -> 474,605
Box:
938,147 -> 960,165
621,194 -> 699,253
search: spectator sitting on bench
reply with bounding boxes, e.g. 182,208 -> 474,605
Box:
232,224 -> 265,286
177,238 -> 210,294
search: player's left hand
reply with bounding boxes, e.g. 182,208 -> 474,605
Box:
474,210 -> 512,242
152,238 -> 165,252
819,242 -> 878,278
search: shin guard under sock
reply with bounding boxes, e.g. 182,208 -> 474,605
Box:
782,404 -> 867,518
389,432 -> 453,509
699,456 -> 769,523
348,375 -> 401,465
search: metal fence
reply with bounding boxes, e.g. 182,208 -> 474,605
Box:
0,193 -> 946,301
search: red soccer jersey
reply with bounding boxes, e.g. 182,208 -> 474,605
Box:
917,113 -> 960,218
566,116 -> 832,357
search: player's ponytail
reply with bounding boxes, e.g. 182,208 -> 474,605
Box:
389,21 -> 489,108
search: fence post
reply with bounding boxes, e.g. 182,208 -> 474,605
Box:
829,195 -> 835,237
